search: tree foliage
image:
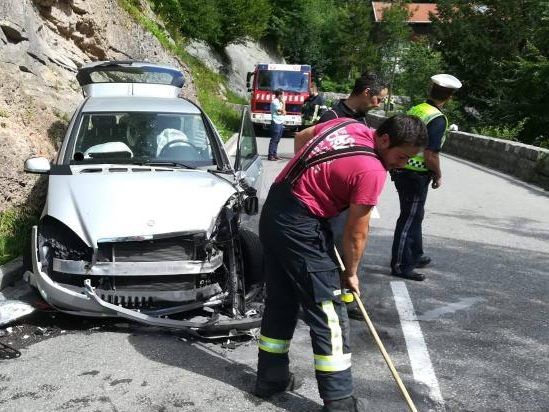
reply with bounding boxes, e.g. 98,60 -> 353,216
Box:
432,0 -> 549,144
267,0 -> 378,84
396,38 -> 443,107
149,0 -> 270,47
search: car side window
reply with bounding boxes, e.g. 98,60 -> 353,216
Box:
239,111 -> 257,170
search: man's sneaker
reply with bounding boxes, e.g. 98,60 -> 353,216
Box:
416,255 -> 432,268
254,372 -> 301,399
322,396 -> 368,411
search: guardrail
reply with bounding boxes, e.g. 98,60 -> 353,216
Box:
366,113 -> 549,190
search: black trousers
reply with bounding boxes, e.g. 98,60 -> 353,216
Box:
391,169 -> 431,275
257,181 -> 353,401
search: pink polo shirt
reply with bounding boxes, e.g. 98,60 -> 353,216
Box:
275,118 -> 388,218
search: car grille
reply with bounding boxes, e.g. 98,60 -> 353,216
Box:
97,233 -> 207,262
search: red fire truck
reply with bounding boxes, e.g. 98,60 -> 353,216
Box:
246,63 -> 312,131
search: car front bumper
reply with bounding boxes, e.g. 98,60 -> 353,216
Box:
27,226 -> 260,331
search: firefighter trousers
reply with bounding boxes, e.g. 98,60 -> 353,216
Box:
257,181 -> 353,401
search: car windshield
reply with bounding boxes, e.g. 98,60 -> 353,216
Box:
70,112 -> 215,167
257,70 -> 309,92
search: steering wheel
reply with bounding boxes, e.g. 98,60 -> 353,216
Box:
159,139 -> 201,157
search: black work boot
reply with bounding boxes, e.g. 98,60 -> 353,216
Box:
322,396 -> 368,411
416,255 -> 432,268
254,372 -> 301,399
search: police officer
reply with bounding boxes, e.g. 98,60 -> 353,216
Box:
390,74 -> 462,281
318,72 -> 388,126
254,115 -> 427,411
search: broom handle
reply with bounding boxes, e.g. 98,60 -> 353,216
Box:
352,291 -> 418,412
334,247 -> 418,412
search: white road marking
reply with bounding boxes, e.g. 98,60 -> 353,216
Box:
391,281 -> 444,405
417,297 -> 485,321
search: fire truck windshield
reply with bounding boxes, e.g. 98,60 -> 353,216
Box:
257,70 -> 309,92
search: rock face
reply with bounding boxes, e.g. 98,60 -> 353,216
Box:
185,39 -> 284,97
0,0 -> 197,212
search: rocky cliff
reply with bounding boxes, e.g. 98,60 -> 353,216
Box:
0,0 -> 196,213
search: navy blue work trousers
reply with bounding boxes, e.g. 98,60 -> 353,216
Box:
391,169 -> 431,276
268,122 -> 284,157
257,181 -> 353,401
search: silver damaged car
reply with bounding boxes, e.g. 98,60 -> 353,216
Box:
23,61 -> 265,333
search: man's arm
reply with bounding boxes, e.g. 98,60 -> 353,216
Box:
294,125 -> 316,153
424,116 -> 445,189
341,203 -> 373,296
424,149 -> 441,188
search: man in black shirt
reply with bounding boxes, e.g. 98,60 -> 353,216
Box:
316,72 -> 389,320
318,72 -> 389,126
302,84 -> 326,126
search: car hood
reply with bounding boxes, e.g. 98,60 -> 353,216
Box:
45,168 -> 237,246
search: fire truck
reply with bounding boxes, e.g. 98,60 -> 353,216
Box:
246,63 -> 312,131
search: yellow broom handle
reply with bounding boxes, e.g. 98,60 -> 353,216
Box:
333,247 -> 417,412
352,292 -> 418,412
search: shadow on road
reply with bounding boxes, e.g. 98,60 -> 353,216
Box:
127,331 -> 322,411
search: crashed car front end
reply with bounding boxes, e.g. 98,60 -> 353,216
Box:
26,183 -> 262,331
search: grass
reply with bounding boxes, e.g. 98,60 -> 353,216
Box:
0,208 -> 39,266
118,0 -> 244,141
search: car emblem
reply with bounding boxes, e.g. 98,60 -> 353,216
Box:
147,219 -> 155,227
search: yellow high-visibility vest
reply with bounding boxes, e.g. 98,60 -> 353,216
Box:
405,102 -> 448,172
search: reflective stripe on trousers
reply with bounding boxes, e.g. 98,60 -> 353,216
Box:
258,334 -> 291,354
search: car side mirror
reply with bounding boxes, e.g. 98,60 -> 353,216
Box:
24,157 -> 51,174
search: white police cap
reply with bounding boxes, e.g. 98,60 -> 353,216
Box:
431,74 -> 462,89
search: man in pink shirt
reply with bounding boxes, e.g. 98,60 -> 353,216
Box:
254,115 -> 427,410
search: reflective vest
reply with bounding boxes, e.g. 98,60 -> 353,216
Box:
404,102 -> 448,172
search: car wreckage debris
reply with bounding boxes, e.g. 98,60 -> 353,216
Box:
0,341 -> 21,360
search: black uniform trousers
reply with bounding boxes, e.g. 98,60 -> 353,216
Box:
390,169 -> 431,276
257,181 -> 353,401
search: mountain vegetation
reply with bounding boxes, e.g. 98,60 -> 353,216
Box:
143,0 -> 548,147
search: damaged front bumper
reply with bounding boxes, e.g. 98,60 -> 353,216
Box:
27,226 -> 261,331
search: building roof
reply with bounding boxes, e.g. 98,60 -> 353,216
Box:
372,2 -> 439,24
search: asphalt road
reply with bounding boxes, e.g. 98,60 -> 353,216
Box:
0,134 -> 548,411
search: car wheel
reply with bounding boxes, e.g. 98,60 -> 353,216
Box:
239,228 -> 264,290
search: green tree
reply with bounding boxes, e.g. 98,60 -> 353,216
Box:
396,37 -> 443,107
332,0 -> 379,80
375,1 -> 411,114
433,0 -> 549,145
217,0 -> 272,47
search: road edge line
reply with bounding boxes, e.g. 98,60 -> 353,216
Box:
390,281 -> 444,406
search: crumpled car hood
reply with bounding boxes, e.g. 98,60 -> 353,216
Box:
45,169 -> 237,246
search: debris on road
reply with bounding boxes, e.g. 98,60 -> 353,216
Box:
0,341 -> 21,360
0,300 -> 35,327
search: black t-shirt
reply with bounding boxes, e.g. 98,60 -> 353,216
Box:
302,94 -> 325,118
317,99 -> 368,125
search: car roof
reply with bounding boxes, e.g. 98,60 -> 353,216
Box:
82,96 -> 202,114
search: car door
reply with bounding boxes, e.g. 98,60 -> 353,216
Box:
235,106 -> 263,191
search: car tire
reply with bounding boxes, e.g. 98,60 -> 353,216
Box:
239,228 -> 264,289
